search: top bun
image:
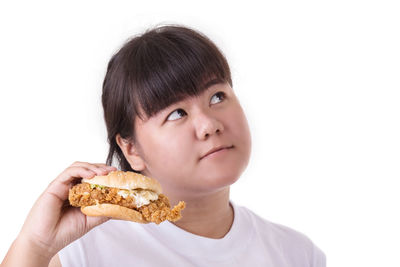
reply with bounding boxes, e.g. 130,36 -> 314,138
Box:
82,170 -> 162,194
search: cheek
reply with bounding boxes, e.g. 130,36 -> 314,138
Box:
228,107 -> 252,154
148,127 -> 195,167
142,128 -> 197,188
228,105 -> 250,136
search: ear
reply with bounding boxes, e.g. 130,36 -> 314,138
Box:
115,134 -> 146,171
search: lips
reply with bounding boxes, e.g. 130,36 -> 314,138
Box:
200,145 -> 234,160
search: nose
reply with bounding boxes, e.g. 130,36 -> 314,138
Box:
194,112 -> 224,140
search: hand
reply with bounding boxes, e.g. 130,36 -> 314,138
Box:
18,162 -> 117,259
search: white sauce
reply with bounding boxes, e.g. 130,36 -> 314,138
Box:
118,189 -> 158,208
117,190 -> 129,198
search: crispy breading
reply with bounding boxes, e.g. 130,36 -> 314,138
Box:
69,183 -> 185,224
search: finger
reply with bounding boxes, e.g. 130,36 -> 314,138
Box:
45,168 -> 94,204
50,164 -> 118,198
93,163 -> 117,169
71,161 -> 117,170
57,208 -> 110,240
86,215 -> 110,230
55,166 -> 96,185
70,162 -> 117,176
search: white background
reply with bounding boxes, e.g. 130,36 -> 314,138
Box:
1,0 -> 399,266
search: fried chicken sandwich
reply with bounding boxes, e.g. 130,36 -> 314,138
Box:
69,170 -> 185,224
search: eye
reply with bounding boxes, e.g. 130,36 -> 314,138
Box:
210,91 -> 226,105
166,108 -> 187,121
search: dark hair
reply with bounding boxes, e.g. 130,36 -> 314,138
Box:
102,24 -> 232,172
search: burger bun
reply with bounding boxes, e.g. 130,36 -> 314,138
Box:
81,203 -> 150,224
82,170 -> 162,194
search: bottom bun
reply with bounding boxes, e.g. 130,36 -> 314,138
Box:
81,204 -> 149,224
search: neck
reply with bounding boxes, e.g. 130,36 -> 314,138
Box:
167,187 -> 234,239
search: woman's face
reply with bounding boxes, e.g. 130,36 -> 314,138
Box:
130,81 -> 251,197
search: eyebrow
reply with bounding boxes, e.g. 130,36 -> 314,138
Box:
201,78 -> 225,91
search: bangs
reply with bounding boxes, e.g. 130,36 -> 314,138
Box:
124,26 -> 232,119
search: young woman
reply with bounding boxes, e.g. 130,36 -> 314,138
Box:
1,24 -> 326,267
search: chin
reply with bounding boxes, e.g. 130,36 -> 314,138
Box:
199,167 -> 243,191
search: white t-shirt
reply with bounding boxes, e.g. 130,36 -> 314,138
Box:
59,200 -> 326,266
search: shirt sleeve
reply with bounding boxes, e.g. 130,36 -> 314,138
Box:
311,243 -> 326,267
58,239 -> 88,267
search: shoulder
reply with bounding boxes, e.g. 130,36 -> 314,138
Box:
237,204 -> 311,243
234,203 -> 326,266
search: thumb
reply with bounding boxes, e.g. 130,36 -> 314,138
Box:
85,216 -> 110,231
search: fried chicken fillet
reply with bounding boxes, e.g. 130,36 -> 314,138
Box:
68,171 -> 185,224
